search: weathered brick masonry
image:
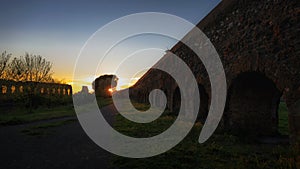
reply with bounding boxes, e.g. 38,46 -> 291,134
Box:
128,0 -> 300,144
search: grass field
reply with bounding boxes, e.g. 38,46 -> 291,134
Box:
0,105 -> 75,125
0,97 -> 298,168
111,102 -> 299,169
0,96 -> 113,125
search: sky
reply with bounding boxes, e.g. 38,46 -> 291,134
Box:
0,0 -> 221,93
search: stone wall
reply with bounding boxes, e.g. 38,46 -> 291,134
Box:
0,79 -> 72,108
129,0 -> 299,144
93,75 -> 118,97
0,80 -> 72,96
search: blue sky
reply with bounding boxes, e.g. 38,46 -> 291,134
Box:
0,0 -> 221,92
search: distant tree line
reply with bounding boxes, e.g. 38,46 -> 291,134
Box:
0,51 -> 53,82
0,51 -> 71,113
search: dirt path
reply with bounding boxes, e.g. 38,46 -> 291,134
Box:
0,104 -> 118,169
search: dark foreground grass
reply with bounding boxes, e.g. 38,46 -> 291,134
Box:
111,102 -> 299,169
0,97 -> 113,125
0,105 -> 75,125
21,119 -> 76,137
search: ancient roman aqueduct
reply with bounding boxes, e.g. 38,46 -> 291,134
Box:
0,79 -> 72,100
129,0 -> 299,144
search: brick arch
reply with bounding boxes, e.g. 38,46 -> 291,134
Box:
226,59 -> 296,95
11,85 -> 16,94
2,85 -> 7,94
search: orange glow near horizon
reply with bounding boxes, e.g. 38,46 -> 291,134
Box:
62,75 -> 141,94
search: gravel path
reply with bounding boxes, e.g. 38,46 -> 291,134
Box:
0,104 -> 118,169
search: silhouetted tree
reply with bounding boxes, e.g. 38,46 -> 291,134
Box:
9,53 -> 53,82
9,53 -> 54,113
0,51 -> 12,79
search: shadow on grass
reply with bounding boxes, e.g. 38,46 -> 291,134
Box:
0,97 -> 113,126
110,102 -> 298,169
21,119 -> 76,137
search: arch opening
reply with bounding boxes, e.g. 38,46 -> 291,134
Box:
225,72 -> 282,137
198,84 -> 209,123
172,87 -> 180,115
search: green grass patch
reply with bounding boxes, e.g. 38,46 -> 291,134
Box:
96,97 -> 114,108
111,102 -> 298,169
0,97 -> 114,125
278,102 -> 289,135
0,105 -> 75,125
